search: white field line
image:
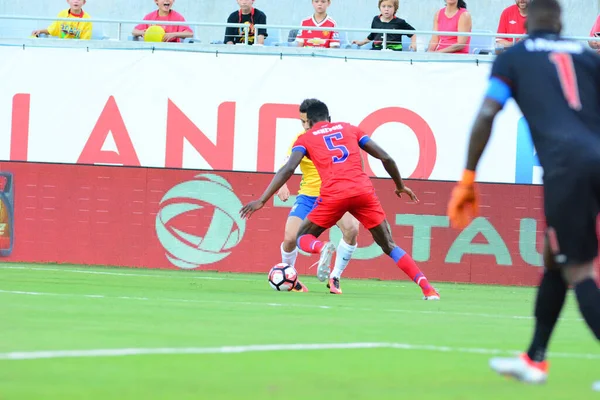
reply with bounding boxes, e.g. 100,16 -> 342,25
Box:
0,266 -> 246,281
0,289 -> 584,322
0,265 -> 431,289
0,342 -> 598,361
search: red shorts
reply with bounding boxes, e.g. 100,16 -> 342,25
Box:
308,191 -> 386,230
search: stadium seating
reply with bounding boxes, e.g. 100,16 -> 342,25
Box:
91,29 -> 109,40
0,18 -> 37,39
469,29 -> 495,55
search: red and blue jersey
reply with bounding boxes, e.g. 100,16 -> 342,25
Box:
292,122 -> 373,199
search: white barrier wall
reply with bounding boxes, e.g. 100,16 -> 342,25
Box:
0,46 -> 541,185
0,0 -> 598,44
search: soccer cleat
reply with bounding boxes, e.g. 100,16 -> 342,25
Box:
423,287 -> 440,300
489,353 -> 548,384
316,242 -> 336,282
291,280 -> 309,292
328,277 -> 342,294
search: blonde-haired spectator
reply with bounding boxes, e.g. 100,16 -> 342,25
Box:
427,0 -> 471,54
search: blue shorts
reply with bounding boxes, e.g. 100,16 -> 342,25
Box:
288,195 -> 318,220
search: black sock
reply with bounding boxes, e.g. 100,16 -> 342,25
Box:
574,278 -> 600,340
527,269 -> 567,362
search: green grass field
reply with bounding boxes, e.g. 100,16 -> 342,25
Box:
0,263 -> 598,399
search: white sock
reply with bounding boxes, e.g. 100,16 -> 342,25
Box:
281,243 -> 298,267
331,239 -> 357,279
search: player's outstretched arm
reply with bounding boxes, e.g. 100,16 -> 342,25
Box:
240,151 -> 304,219
361,140 -> 418,203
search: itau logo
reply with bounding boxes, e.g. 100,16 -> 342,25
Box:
155,174 -> 246,269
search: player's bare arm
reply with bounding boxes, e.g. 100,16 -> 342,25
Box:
360,139 -> 419,203
465,98 -> 504,171
240,151 -> 304,219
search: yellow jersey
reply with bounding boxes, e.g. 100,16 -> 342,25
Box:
48,9 -> 93,40
287,131 -> 322,197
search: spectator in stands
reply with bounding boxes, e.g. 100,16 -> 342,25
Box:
296,0 -> 340,48
427,0 -> 471,54
31,0 -> 92,40
224,0 -> 268,45
496,0 -> 529,50
590,14 -> 600,53
132,0 -> 194,43
353,0 -> 416,51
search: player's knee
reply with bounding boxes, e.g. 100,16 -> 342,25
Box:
341,221 -> 359,243
282,229 -> 298,252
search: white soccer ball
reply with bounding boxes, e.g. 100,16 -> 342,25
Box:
268,263 -> 298,291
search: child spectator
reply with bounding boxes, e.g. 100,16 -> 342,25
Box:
296,0 -> 340,48
31,0 -> 92,40
427,0 -> 471,54
590,15 -> 600,53
132,0 -> 193,43
352,0 -> 416,51
496,0 -> 529,50
224,0 -> 268,45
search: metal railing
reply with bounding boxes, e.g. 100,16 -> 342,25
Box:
1,14 -> 599,49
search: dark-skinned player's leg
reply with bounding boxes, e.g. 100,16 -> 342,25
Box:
368,220 -> 439,300
489,237 -> 565,383
298,193 -> 439,298
349,190 -> 438,299
526,237 -> 568,363
491,171 -> 600,386
296,198 -> 347,284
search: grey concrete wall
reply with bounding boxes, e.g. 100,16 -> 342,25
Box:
0,0 -> 598,44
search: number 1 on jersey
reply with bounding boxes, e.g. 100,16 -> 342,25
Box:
549,52 -> 582,111
323,132 -> 349,163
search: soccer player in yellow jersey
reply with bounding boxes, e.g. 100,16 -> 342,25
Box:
32,0 -> 92,40
276,99 -> 359,294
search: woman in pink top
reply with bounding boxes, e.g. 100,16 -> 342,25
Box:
428,0 -> 472,54
132,0 -> 194,42
590,14 -> 600,54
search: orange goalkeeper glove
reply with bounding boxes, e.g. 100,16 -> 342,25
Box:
447,170 -> 479,229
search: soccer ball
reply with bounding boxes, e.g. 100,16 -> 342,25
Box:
268,263 -> 298,291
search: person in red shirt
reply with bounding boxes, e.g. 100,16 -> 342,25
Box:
241,101 -> 440,300
296,0 -> 340,48
496,0 -> 529,50
590,14 -> 600,53
132,0 -> 194,43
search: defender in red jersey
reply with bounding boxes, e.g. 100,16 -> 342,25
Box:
241,101 -> 439,300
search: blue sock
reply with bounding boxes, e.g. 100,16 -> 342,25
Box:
389,246 -> 406,263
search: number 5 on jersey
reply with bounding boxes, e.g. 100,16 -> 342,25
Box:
323,132 -> 349,163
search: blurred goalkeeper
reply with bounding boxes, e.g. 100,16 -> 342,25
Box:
447,0 -> 600,390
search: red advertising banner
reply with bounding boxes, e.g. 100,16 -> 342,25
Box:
0,161 -> 546,286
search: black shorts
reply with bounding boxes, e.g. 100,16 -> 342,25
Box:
544,166 -> 600,266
